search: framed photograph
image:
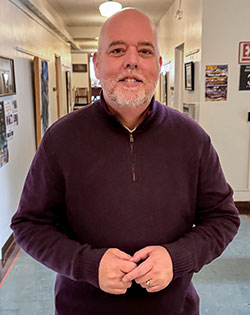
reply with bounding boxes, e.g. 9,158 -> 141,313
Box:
0,56 -> 16,96
72,64 -> 87,72
66,71 -> 72,113
184,62 -> 194,91
34,57 -> 49,148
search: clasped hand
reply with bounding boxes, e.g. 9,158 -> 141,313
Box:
98,246 -> 173,295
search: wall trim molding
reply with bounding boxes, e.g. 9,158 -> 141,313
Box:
1,234 -> 15,268
0,234 -> 20,284
235,201 -> 250,215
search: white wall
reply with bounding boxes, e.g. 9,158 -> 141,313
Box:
200,0 -> 250,201
0,0 -> 71,257
71,53 -> 89,90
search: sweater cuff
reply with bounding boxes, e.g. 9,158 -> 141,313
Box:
72,246 -> 108,288
163,241 -> 194,279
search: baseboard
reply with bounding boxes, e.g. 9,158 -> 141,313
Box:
235,201 -> 250,215
1,234 -> 16,268
0,234 -> 20,283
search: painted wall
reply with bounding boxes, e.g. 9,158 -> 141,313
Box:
0,0 -> 71,258
200,0 -> 250,201
71,53 -> 89,91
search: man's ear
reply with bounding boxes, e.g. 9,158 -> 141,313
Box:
159,56 -> 163,69
93,52 -> 100,79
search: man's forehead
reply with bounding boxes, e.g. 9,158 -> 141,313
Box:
98,10 -> 159,53
107,40 -> 156,50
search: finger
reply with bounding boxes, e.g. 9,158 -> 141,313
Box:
130,247 -> 151,263
111,288 -> 128,295
134,271 -> 152,285
123,259 -> 152,282
140,280 -> 154,289
114,248 -> 133,260
123,280 -> 133,289
146,285 -> 163,293
119,260 -> 137,274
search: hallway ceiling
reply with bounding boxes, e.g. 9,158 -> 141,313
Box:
46,0 -> 175,27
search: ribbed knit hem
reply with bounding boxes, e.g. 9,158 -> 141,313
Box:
163,242 -> 194,279
72,246 -> 108,288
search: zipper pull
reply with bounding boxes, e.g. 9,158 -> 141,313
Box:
130,133 -> 134,143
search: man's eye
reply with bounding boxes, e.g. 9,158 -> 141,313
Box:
139,49 -> 153,55
110,48 -> 125,54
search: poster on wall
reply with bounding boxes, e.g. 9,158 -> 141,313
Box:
4,99 -> 14,141
34,57 -> 49,148
12,99 -> 18,126
205,65 -> 228,101
239,65 -> 250,90
0,101 -> 9,168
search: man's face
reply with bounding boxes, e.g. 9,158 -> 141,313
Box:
94,10 -> 162,109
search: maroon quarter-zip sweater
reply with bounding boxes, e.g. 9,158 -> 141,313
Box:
11,96 -> 239,315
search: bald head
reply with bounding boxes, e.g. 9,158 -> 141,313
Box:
93,7 -> 162,114
98,8 -> 160,56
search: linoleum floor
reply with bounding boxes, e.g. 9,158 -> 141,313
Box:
0,216 -> 250,315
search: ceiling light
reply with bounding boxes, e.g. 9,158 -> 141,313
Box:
99,1 -> 122,18
175,0 -> 183,20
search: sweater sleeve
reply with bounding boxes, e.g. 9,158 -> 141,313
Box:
10,132 -> 107,288
163,133 -> 240,279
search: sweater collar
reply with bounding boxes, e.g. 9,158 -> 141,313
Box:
96,91 -> 163,133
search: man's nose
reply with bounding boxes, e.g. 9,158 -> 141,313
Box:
123,47 -> 139,70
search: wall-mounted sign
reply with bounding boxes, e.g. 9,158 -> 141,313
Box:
239,65 -> 250,90
239,42 -> 250,64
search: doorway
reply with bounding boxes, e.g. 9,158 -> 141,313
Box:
174,43 -> 184,111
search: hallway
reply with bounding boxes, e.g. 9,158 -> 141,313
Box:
0,216 -> 250,315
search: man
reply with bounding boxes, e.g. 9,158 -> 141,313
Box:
11,8 -> 240,315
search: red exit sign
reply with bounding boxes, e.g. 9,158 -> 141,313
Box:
239,42 -> 250,64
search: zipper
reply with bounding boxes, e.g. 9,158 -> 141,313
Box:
129,132 -> 136,182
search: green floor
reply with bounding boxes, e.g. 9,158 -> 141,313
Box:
0,216 -> 250,315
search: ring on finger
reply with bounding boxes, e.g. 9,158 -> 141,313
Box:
146,280 -> 153,288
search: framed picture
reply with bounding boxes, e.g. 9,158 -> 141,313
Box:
0,56 -> 16,96
66,71 -> 72,113
34,57 -> 49,148
184,62 -> 194,91
72,64 -> 87,72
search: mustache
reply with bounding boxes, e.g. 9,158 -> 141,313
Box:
117,71 -> 145,82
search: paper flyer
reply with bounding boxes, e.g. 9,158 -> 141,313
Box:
0,101 -> 9,168
4,99 -> 14,140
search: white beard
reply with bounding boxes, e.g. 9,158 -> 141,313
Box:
100,73 -> 157,108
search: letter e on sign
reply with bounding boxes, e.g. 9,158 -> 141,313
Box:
239,42 -> 250,64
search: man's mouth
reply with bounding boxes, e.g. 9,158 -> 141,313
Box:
119,76 -> 143,83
